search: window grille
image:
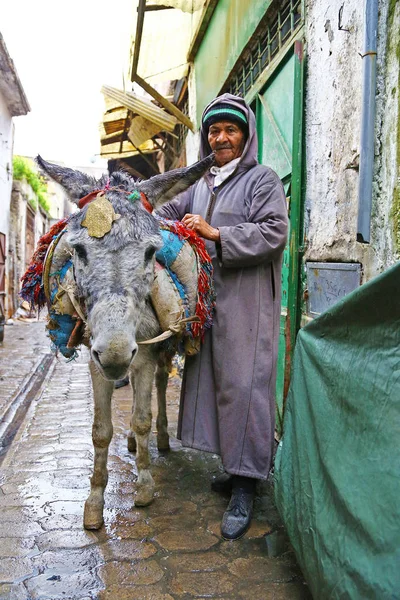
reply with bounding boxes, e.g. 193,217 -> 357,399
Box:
227,0 -> 302,98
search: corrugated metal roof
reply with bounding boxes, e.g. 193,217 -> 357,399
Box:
99,85 -> 182,160
102,85 -> 178,131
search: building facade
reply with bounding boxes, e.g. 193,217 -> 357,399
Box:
182,0 -> 400,426
8,178 -> 50,317
109,0 -> 399,426
0,33 -> 30,325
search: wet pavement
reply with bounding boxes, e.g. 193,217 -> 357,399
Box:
0,319 -> 49,420
0,321 -> 311,599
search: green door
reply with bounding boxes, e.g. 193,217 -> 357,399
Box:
255,42 -> 304,434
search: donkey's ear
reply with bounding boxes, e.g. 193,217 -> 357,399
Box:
36,156 -> 103,204
137,153 -> 215,209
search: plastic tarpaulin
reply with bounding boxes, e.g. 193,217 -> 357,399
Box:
274,262 -> 400,599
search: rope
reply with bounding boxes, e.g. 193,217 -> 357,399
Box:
55,282 -> 201,346
137,316 -> 201,345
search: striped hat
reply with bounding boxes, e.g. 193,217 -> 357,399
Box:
202,103 -> 248,131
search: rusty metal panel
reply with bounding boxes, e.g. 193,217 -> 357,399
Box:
307,262 -> 362,317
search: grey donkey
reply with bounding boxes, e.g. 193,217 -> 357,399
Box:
37,154 -> 215,530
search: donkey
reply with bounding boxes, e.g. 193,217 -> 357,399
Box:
37,154 -> 214,530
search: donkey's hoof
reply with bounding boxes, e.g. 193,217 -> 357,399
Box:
157,436 -> 170,452
134,485 -> 154,507
127,435 -> 137,453
83,502 -> 104,530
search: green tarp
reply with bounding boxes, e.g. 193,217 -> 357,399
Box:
275,262 -> 400,599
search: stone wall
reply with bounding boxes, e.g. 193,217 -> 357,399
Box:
304,0 -> 399,280
375,0 -> 400,267
184,0 -> 400,282
8,179 -> 49,316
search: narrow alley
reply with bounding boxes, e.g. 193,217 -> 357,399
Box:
0,320 -> 310,600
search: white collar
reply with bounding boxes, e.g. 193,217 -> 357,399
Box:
210,157 -> 241,187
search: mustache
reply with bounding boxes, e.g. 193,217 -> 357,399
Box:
215,144 -> 232,150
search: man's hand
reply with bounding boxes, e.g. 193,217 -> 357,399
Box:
182,214 -> 220,242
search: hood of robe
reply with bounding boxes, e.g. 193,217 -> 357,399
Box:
199,93 -> 259,175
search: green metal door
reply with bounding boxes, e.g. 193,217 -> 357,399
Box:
255,42 -> 304,434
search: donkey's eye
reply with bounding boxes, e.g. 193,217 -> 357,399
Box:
144,246 -> 156,264
74,244 -> 88,263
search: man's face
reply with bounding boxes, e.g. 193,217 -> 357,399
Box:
207,121 -> 246,167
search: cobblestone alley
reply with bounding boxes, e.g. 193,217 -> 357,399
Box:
0,320 -> 310,599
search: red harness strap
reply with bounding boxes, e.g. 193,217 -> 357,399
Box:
78,188 -> 153,213
78,190 -> 102,209
140,192 -> 153,213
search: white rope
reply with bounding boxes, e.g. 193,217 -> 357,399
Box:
57,283 -> 199,346
137,315 -> 200,345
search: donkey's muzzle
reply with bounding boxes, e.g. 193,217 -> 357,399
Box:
91,339 -> 138,381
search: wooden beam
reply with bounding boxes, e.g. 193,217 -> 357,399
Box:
152,137 -> 167,155
130,0 -> 146,81
144,4 -> 174,10
119,113 -> 131,155
118,160 -> 147,180
100,149 -> 152,156
103,108 -> 129,123
101,131 -> 128,146
129,139 -> 159,175
133,74 -> 195,132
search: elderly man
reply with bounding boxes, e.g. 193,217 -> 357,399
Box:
157,93 -> 288,540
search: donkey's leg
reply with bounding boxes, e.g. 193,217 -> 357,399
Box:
127,370 -> 137,453
84,361 -> 114,530
132,358 -> 156,507
155,359 -> 170,451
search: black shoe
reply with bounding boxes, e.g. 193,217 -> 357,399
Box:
221,477 -> 255,541
211,472 -> 233,494
114,376 -> 130,389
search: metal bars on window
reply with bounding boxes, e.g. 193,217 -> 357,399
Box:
228,0 -> 302,98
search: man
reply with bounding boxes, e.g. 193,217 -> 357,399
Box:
157,93 -> 288,540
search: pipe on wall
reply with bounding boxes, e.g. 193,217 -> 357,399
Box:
357,0 -> 379,243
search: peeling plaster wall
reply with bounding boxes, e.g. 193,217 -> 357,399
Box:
377,0 -> 400,265
304,0 -> 398,280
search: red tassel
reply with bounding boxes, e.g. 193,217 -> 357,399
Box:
157,217 -> 215,340
20,218 -> 69,309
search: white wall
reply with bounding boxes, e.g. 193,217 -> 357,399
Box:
304,0 -> 398,280
0,92 -> 13,236
185,65 -> 201,165
46,179 -> 76,222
